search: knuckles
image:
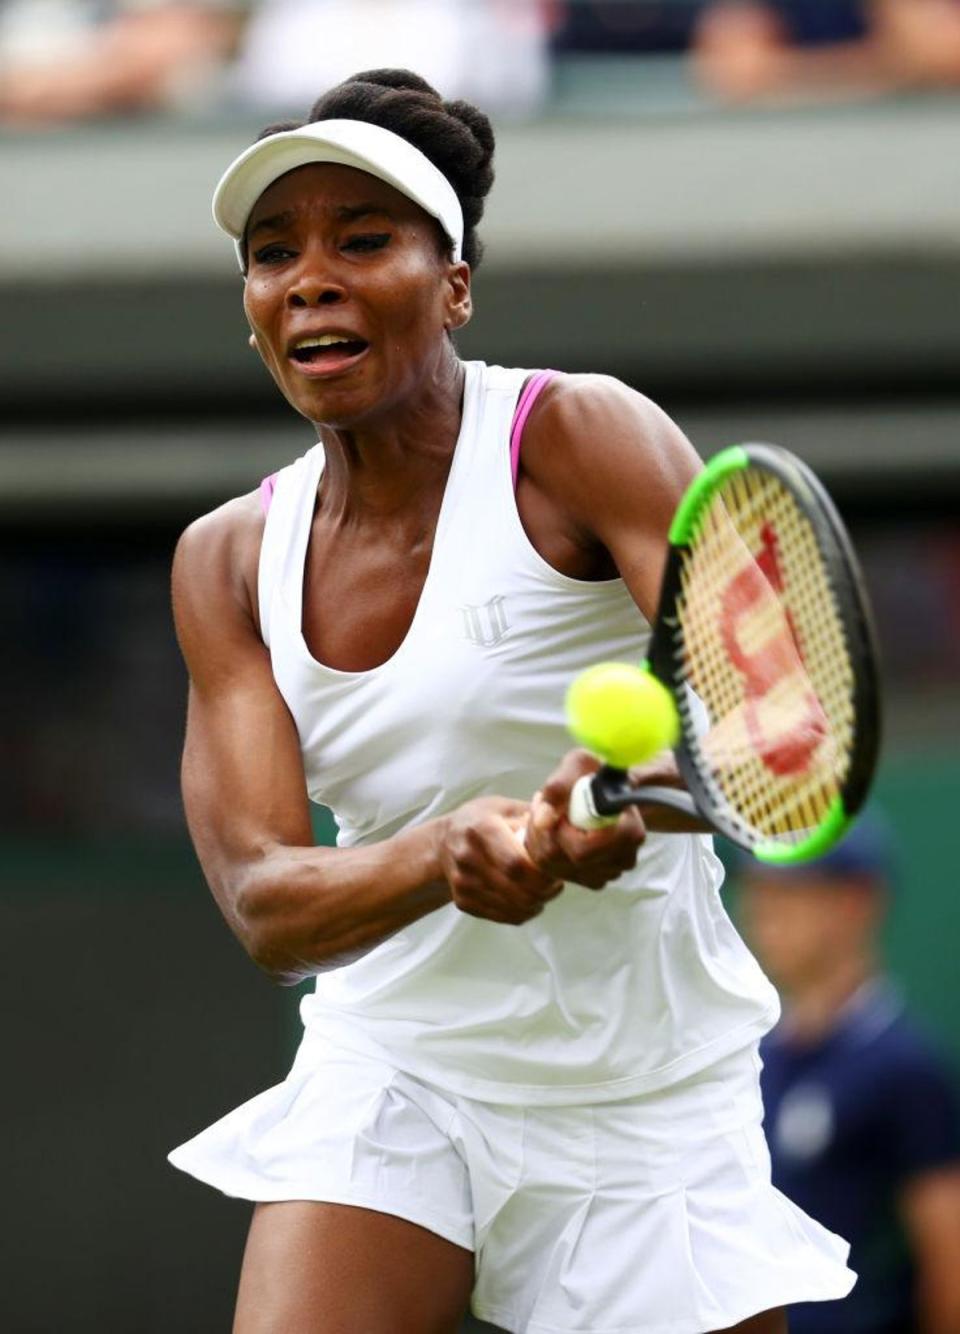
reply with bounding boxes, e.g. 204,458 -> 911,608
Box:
530,818 -> 645,890
503,852 -> 536,885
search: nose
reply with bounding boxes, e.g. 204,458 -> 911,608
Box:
286,263 -> 347,309
285,250 -> 349,305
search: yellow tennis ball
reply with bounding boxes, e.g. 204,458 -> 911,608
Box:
565,662 -> 679,769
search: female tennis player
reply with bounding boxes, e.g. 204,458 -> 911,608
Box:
169,68 -> 855,1334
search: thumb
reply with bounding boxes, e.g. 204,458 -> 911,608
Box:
540,749 -> 599,808
528,790 -> 561,835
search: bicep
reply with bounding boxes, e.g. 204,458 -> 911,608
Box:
181,666 -> 314,923
173,506 -> 314,928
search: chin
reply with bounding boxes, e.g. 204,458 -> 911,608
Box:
287,384 -> 373,429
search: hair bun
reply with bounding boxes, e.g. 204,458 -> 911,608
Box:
445,99 -> 495,171
347,68 -> 441,99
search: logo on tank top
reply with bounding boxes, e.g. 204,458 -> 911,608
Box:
461,595 -> 509,647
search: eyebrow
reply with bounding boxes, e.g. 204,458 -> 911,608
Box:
247,209 -> 296,240
247,203 -> 394,239
335,203 -> 394,223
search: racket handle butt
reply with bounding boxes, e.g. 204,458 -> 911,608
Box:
569,775 -> 618,830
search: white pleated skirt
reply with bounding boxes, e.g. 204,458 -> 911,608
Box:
170,1038 -> 854,1334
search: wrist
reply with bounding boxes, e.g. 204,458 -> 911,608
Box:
416,816 -> 453,901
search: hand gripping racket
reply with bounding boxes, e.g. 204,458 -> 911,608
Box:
568,444 -> 881,864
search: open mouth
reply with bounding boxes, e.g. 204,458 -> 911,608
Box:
290,334 -> 369,365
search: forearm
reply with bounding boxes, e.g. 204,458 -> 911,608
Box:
208,822 -> 451,984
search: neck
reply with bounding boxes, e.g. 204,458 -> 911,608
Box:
315,348 -> 465,520
780,953 -> 876,1044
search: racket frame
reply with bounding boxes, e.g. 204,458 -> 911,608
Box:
591,444 -> 881,863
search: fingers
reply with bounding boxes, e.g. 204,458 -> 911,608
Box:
538,748 -> 601,810
626,751 -> 682,788
549,806 -> 647,889
453,867 -> 564,925
441,798 -> 564,926
526,751 -> 648,891
440,775 -> 649,925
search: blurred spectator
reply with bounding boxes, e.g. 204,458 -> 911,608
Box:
0,0 -> 240,125
739,819 -> 960,1334
229,0 -> 550,117
551,1 -> 706,54
693,0 -> 960,102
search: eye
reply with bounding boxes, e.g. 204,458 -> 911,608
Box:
343,233 -> 391,253
251,243 -> 296,265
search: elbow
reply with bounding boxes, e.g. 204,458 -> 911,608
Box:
232,871 -> 313,987
249,941 -> 310,988
264,964 -> 310,988
245,930 -> 312,988
227,855 -> 371,981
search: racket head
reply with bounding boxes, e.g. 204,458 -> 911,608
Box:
649,443 -> 881,863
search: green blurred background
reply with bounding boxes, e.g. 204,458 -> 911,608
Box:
2,4 -> 959,1329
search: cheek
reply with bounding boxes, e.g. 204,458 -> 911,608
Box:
242,280 -> 272,337
242,285 -> 286,375
378,256 -> 448,332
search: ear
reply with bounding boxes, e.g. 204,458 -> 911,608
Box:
443,261 -> 473,332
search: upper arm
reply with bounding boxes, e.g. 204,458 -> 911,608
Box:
172,494 -> 313,936
517,374 -> 701,619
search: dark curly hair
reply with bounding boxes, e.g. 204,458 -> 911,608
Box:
255,69 -> 496,270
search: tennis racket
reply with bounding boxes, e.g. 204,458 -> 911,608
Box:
568,443 -> 881,864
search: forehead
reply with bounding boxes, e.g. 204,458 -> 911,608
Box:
247,161 -> 425,230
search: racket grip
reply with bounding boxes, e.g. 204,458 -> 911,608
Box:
568,774 -> 618,830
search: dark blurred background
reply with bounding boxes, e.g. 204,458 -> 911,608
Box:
2,2 -> 960,1330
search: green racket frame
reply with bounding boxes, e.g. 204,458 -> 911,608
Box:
585,444 -> 882,863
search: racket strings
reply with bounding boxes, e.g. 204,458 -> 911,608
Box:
716,470 -> 849,838
675,467 -> 855,845
728,470 -> 852,835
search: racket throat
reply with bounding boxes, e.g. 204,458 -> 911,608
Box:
574,769 -> 699,825
589,767 -> 631,818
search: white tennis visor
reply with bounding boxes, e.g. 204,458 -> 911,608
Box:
212,118 -> 465,271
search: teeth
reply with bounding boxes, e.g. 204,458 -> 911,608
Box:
295,334 -> 354,349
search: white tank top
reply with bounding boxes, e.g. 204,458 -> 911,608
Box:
258,360 -> 779,1104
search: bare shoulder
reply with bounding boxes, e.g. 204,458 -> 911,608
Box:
523,372 -> 700,489
174,489 -> 264,581
532,371 -> 665,427
520,372 -> 701,533
173,490 -> 266,665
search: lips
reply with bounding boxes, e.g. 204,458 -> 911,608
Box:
286,330 -> 370,379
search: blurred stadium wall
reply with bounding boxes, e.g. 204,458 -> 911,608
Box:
2,75 -> 959,1333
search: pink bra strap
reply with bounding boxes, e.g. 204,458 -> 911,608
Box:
259,472 -> 278,515
510,370 -> 557,491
